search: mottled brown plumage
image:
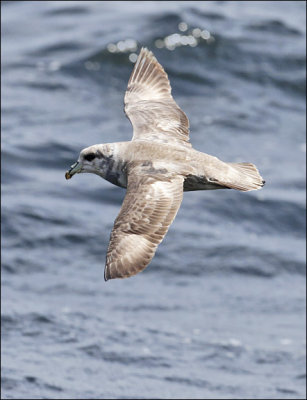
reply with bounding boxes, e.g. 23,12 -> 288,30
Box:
105,166 -> 183,280
124,47 -> 190,147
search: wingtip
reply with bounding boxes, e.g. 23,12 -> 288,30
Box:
139,46 -> 150,54
139,47 -> 156,61
104,267 -> 109,282
126,44 -> 172,100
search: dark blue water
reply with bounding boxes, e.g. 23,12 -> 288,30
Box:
2,1 -> 306,399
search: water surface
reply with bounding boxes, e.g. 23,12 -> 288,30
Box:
2,1 -> 306,399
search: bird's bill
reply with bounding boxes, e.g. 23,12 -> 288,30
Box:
65,161 -> 82,180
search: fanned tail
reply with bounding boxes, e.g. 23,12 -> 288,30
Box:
223,162 -> 265,192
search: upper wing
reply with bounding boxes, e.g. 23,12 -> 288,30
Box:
124,47 -> 191,148
104,166 -> 184,280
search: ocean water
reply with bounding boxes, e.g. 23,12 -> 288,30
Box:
1,1 -> 306,399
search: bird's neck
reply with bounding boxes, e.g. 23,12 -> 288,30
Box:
100,142 -> 128,188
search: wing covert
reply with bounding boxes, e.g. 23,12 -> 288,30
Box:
104,166 -> 184,280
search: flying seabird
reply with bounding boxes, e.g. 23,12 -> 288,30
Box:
65,47 -> 265,281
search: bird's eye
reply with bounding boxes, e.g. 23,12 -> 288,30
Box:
84,153 -> 96,162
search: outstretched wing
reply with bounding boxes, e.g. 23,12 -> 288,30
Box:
104,166 -> 184,280
124,47 -> 191,147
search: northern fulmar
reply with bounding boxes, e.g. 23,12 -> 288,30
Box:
65,47 -> 265,281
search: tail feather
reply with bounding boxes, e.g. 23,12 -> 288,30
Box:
223,162 -> 265,192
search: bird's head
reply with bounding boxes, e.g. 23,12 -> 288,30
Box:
65,144 -> 114,180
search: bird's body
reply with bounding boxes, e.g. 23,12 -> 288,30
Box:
82,140 -> 262,192
65,47 -> 265,281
